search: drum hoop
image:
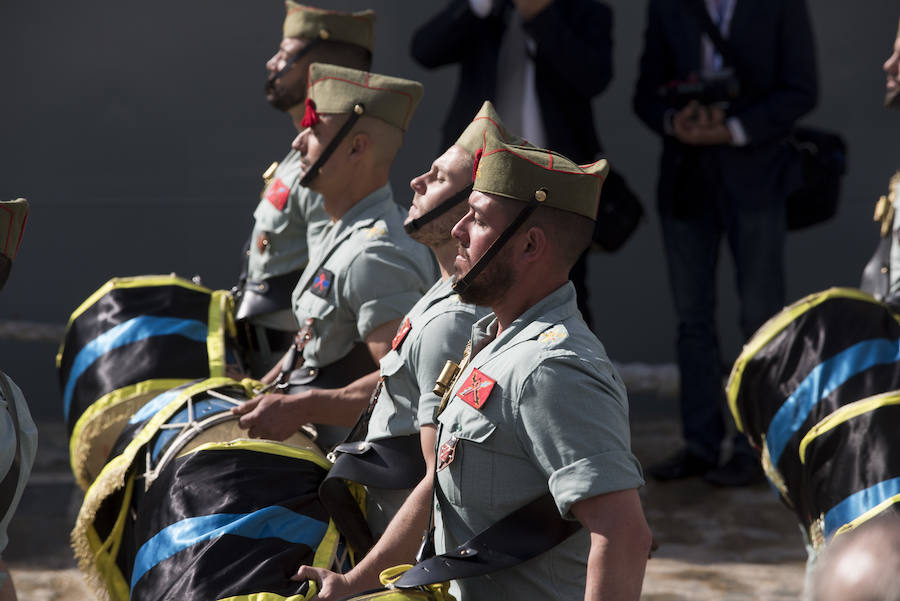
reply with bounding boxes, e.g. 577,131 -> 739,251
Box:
143,392 -> 244,489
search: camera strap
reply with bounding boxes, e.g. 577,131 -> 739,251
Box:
680,0 -> 754,90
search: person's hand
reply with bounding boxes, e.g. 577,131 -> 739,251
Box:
231,392 -> 307,440
672,101 -> 732,146
512,0 -> 552,20
292,566 -> 355,601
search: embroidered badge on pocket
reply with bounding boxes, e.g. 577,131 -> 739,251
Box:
437,435 -> 459,471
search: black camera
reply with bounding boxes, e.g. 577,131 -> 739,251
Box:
658,70 -> 740,109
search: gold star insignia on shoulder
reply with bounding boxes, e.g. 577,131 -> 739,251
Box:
538,324 -> 568,346
365,224 -> 388,239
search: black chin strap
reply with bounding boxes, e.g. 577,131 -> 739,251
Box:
265,39 -> 322,92
452,196 -> 542,294
404,184 -> 474,234
299,104 -> 365,187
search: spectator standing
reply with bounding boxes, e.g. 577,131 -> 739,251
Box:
410,0 -> 614,325
633,0 -> 818,485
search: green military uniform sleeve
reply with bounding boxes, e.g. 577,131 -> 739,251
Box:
412,309 -> 477,427
0,373 -> 38,554
344,243 -> 431,340
516,355 -> 644,519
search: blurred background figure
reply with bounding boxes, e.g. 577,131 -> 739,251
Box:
0,199 -> 36,601
633,0 -> 818,486
810,514 -> 900,601
410,0 -> 614,325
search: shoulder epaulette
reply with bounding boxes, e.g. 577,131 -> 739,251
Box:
874,171 -> 900,238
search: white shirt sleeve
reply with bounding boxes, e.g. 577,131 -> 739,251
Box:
469,0 -> 493,18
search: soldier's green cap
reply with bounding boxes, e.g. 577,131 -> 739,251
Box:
305,63 -> 424,131
282,2 -> 376,53
453,101 -> 525,157
473,131 -> 608,220
0,199 -> 28,261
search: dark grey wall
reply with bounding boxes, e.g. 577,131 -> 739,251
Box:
1,1 -> 898,419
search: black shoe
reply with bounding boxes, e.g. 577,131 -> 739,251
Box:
702,452 -> 764,487
648,448 -> 716,481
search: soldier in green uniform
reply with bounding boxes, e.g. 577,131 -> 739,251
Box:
861,18 -> 900,300
328,102 -> 519,538
295,131 -> 651,600
236,3 -> 376,377
233,63 -> 438,451
0,199 -> 38,601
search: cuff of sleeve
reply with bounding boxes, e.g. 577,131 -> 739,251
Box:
549,451 -> 645,519
726,117 -> 748,146
357,293 -> 421,340
417,392 -> 442,427
663,109 -> 676,136
468,0 -> 493,18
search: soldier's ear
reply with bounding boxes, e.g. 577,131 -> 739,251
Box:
520,225 -> 548,265
348,131 -> 371,158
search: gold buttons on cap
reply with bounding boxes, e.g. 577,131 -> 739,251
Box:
319,28 -> 331,40
534,188 -> 548,202
353,104 -> 365,115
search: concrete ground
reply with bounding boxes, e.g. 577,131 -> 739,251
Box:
6,408 -> 809,601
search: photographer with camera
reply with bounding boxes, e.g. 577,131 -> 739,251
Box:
633,0 -> 818,486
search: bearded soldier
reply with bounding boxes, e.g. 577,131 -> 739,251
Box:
294,130 -> 651,600
236,3 -> 376,377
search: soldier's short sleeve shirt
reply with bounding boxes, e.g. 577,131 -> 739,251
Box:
247,149 -> 329,282
290,185 -> 438,369
433,282 -> 644,600
367,278 -> 488,441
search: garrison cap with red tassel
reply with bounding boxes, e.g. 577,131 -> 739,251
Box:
302,63 -> 424,131
472,129 -> 608,220
282,1 -> 375,52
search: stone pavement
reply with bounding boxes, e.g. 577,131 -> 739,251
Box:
6,414 -> 809,601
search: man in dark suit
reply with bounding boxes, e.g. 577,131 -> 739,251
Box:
633,0 -> 818,485
410,0 -> 614,325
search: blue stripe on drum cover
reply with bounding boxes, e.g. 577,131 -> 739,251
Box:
62,316 -> 209,420
149,398 -> 235,463
129,388 -> 183,425
824,476 -> 900,540
130,506 -> 329,591
766,338 -> 900,468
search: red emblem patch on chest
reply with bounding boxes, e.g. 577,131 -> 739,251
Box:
265,177 -> 290,211
391,318 -> 412,350
455,368 -> 496,410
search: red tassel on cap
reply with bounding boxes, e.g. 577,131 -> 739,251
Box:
472,148 -> 483,183
301,97 -> 320,128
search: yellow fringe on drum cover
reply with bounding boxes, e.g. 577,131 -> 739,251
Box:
71,377 -> 247,601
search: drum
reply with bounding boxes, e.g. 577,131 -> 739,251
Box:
727,287 -> 900,549
57,274 -> 237,489
72,378 -> 359,601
